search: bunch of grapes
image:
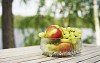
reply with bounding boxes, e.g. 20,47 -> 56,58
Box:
61,27 -> 82,39
39,27 -> 82,39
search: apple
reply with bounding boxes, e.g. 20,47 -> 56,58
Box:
45,25 -> 62,38
58,43 -> 72,52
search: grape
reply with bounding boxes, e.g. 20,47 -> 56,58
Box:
62,28 -> 67,31
63,35 -> 66,38
69,32 -> 75,38
64,31 -> 69,34
61,27 -> 82,39
38,32 -> 45,38
69,35 -> 75,39
71,28 -> 76,32
60,39 -> 72,43
72,39 -> 78,45
75,34 -> 81,38
70,32 -> 74,35
74,32 -> 79,37
60,27 -> 66,34
66,27 -> 71,32
65,34 -> 70,38
45,44 -> 57,51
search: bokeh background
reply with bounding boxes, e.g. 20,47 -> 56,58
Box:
0,0 -> 100,49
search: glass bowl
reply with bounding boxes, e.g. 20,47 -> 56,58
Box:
40,38 -> 81,57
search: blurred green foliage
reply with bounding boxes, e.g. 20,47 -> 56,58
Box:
83,35 -> 95,44
0,0 -> 100,46
20,0 -> 99,46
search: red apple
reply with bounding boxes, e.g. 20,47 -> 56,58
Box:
45,25 -> 62,38
58,43 -> 72,52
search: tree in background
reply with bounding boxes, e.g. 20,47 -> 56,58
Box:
1,0 -> 99,48
93,0 -> 100,45
18,0 -> 100,46
2,0 -> 15,49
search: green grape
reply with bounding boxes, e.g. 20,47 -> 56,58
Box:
63,35 -> 66,38
64,31 -> 69,34
74,32 -> 79,37
61,39 -> 72,43
69,32 -> 75,39
70,32 -> 74,35
71,28 -> 76,32
66,27 -> 71,32
60,27 -> 65,35
44,44 -> 50,51
72,28 -> 82,38
61,27 -> 67,33
69,35 -> 75,39
65,34 -> 70,39
45,44 -> 57,51
72,39 -> 78,45
38,32 -> 45,38
62,28 -> 67,31
44,44 -> 50,50
76,34 -> 82,38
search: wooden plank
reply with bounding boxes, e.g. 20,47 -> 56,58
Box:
0,46 -> 41,55
20,47 -> 100,63
41,46 -> 100,63
0,46 -> 37,53
59,49 -> 100,63
0,45 -> 97,58
1,55 -> 46,63
21,57 -> 57,63
0,46 -> 96,62
0,46 -> 89,59
0,52 -> 42,62
78,55 -> 100,63
0,51 -> 42,59
43,48 -> 100,63
0,46 -> 42,59
94,60 -> 100,63
0,45 -> 99,63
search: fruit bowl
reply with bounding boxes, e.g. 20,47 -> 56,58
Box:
39,25 -> 82,57
40,38 -> 81,57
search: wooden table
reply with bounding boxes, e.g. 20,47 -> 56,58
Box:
0,45 -> 100,63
